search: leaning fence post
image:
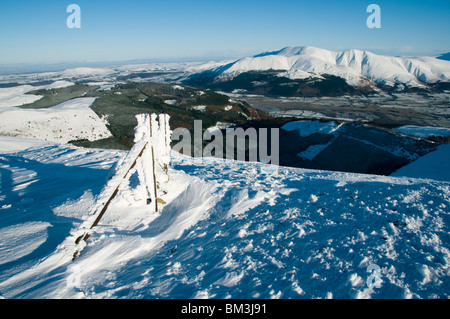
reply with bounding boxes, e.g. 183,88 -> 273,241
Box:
149,115 -> 158,212
72,113 -> 171,260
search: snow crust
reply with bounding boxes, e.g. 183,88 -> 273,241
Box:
0,137 -> 448,299
395,125 -> 450,138
392,144 -> 450,182
0,81 -> 74,108
0,95 -> 111,143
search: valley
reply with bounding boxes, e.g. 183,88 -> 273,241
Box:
236,92 -> 450,128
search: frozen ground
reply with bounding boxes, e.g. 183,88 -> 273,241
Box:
392,144 -> 450,182
395,126 -> 450,139
0,81 -> 74,108
0,137 -> 449,299
0,81 -> 112,143
0,96 -> 112,143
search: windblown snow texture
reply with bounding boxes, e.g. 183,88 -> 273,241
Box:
0,138 -> 448,299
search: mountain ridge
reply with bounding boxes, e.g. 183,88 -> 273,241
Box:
186,46 -> 450,95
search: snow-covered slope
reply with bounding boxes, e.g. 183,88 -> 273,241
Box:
206,46 -> 450,88
392,144 -> 450,182
395,125 -> 450,139
0,137 -> 449,299
0,96 -> 112,143
0,81 -> 74,108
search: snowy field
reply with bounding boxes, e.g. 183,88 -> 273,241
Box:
395,126 -> 450,139
392,144 -> 450,182
0,82 -> 112,143
0,137 -> 449,299
0,81 -> 74,108
0,96 -> 112,143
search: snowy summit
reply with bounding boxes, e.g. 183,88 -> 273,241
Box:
202,46 -> 450,89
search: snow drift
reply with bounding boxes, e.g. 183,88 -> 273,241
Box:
0,135 -> 449,299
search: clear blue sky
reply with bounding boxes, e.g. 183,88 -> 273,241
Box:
0,0 -> 449,64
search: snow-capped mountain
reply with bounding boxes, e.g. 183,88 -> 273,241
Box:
190,46 -> 450,91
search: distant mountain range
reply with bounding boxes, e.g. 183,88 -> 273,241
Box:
185,46 -> 450,96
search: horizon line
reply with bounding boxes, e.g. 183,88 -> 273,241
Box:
0,46 -> 448,76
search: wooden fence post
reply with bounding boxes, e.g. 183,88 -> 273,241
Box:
72,113 -> 171,260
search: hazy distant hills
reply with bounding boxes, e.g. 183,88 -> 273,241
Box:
185,46 -> 450,96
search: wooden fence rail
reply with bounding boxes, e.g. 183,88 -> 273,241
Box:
72,113 -> 170,260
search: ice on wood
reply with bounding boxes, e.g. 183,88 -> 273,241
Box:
72,113 -> 171,258
133,113 -> 172,207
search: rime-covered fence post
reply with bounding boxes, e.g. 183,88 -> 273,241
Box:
134,113 -> 172,211
151,113 -> 171,176
72,113 -> 171,260
134,114 -> 156,211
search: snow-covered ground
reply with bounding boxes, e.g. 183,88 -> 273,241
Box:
395,126 -> 450,139
392,144 -> 450,182
0,81 -> 74,108
0,96 -> 112,143
0,82 -> 112,143
0,137 -> 448,299
390,126 -> 450,181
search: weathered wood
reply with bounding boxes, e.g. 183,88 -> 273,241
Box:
151,146 -> 158,212
91,142 -> 148,229
149,116 -> 158,212
72,113 -> 171,261
73,142 -> 148,260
